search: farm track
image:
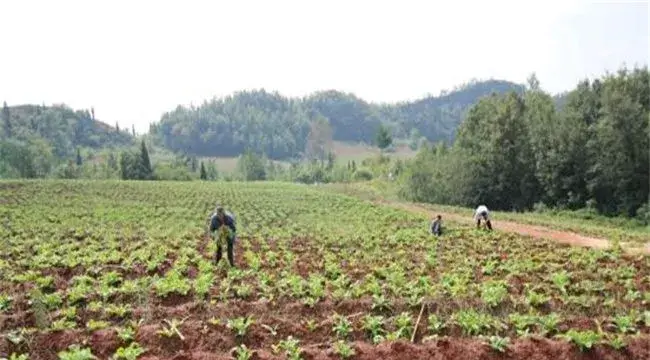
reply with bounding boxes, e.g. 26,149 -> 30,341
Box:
373,200 -> 650,256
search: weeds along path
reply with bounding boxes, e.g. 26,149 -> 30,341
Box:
375,199 -> 650,256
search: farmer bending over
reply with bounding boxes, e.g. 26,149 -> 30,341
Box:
474,205 -> 492,230
430,215 -> 443,236
208,204 -> 237,267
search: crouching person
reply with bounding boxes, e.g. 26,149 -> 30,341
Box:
431,215 -> 443,236
474,205 -> 492,230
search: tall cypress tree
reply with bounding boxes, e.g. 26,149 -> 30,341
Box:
2,101 -> 11,138
200,161 -> 207,180
139,139 -> 153,179
191,156 -> 198,172
107,152 -> 118,170
76,148 -> 83,166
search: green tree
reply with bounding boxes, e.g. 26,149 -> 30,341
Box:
200,161 -> 207,180
2,101 -> 11,138
305,116 -> 333,164
107,152 -> 118,171
139,139 -> 153,180
76,147 -> 83,166
56,160 -> 80,179
375,124 -> 392,151
522,75 -> 553,205
586,68 -> 649,216
236,149 -> 266,181
190,156 -> 198,172
206,161 -> 219,180
408,128 -> 422,150
537,80 -> 594,208
119,151 -> 134,180
0,139 -> 36,178
118,142 -> 153,181
454,92 -> 537,210
326,152 -> 336,170
526,72 -> 541,91
29,138 -> 54,177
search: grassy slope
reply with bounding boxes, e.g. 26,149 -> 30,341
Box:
331,141 -> 417,163
326,180 -> 650,245
199,141 -> 418,173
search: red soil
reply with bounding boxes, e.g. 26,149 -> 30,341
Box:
4,329 -> 649,360
2,296 -> 649,360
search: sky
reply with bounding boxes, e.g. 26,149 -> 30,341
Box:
0,0 -> 648,133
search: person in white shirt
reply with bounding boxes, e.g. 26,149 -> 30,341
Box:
474,205 -> 492,230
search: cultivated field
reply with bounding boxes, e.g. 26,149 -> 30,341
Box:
328,182 -> 650,248
0,181 -> 649,360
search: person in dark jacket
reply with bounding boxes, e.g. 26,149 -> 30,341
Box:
208,204 -> 237,266
431,215 -> 442,236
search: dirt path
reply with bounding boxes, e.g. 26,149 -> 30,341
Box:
378,200 -> 650,256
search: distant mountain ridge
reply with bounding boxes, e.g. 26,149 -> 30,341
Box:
149,79 -> 525,160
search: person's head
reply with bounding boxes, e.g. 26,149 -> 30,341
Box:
215,204 -> 225,218
437,215 -> 441,220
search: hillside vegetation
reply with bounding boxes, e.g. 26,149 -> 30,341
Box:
148,80 -> 524,160
0,103 -> 135,178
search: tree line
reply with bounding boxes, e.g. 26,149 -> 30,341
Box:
398,66 -> 649,218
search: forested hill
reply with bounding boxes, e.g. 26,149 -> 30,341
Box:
0,102 -> 135,177
399,66 -> 649,217
149,79 -> 525,160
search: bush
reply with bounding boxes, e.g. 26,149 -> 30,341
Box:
636,203 -> 650,226
294,166 -> 330,184
533,202 -> 549,213
154,164 -> 196,181
353,169 -> 373,181
571,208 -> 598,220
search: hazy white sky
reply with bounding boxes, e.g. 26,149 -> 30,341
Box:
0,0 -> 648,133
